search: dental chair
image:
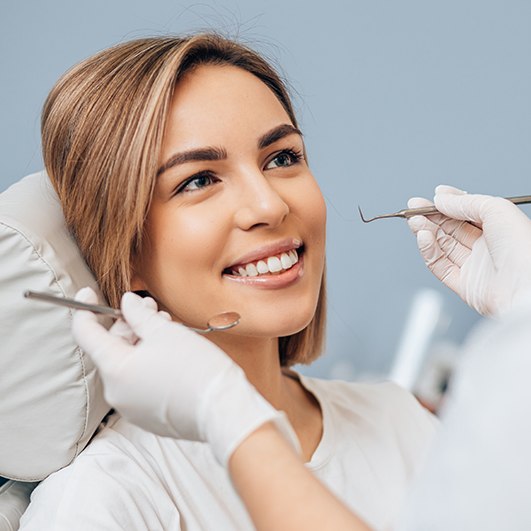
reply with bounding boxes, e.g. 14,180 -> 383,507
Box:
0,171 -> 110,530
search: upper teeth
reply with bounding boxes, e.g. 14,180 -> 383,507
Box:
233,250 -> 299,277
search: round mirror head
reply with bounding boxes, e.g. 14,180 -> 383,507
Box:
207,311 -> 241,331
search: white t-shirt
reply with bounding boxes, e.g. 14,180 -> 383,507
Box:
20,375 -> 438,531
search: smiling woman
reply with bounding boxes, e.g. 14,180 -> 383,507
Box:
21,34 -> 438,531
41,35 -> 325,368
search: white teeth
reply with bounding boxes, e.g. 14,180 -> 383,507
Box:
256,260 -> 269,274
280,253 -> 292,269
267,256 -> 282,273
229,248 -> 301,277
246,263 -> 258,276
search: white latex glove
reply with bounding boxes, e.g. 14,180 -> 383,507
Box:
72,288 -> 300,466
407,185 -> 531,316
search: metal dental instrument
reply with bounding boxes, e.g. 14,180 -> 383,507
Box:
24,290 -> 240,333
358,195 -> 531,223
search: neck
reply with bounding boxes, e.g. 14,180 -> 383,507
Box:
208,332 -> 289,411
208,332 -> 324,463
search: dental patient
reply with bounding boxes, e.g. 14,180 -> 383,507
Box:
20,34 -> 437,530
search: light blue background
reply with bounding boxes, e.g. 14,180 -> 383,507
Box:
2,0 -> 531,377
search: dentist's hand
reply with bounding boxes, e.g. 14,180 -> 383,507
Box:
72,288 -> 299,466
408,185 -> 531,316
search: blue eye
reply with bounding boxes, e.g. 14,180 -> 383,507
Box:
175,172 -> 219,194
265,149 -> 304,170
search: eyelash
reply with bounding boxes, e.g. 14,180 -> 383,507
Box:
173,171 -> 219,195
265,148 -> 305,169
173,148 -> 305,195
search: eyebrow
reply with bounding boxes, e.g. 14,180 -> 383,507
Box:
156,146 -> 227,177
156,123 -> 303,177
258,124 -> 303,149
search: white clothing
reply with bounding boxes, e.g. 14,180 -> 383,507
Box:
395,298 -> 531,531
20,375 -> 438,531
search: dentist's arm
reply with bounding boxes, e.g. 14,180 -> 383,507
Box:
229,422 -> 370,531
408,185 -> 531,316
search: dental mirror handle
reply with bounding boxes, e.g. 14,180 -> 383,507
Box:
24,291 -> 240,333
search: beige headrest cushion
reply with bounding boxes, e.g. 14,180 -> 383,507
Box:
0,171 -> 109,481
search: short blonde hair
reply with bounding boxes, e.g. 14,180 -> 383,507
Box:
41,33 -> 326,367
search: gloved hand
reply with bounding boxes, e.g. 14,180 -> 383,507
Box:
72,288 -> 300,466
407,185 -> 531,316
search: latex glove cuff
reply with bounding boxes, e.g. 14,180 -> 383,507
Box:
196,362 -> 301,466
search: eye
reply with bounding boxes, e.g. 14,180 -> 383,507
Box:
265,149 -> 304,170
174,171 -> 220,195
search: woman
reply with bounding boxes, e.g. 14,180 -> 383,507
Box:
20,34 -> 437,530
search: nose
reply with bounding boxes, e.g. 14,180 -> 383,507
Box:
233,169 -> 289,231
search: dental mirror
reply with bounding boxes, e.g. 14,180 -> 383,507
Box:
24,290 -> 240,334
189,311 -> 241,333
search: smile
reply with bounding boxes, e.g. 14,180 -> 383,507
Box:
228,249 -> 299,277
222,240 -> 305,289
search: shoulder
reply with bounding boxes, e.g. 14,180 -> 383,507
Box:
20,415 -> 181,530
300,373 -> 423,409
300,375 -> 439,444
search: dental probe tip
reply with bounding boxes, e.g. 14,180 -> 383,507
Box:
358,206 -> 402,223
357,206 -> 371,223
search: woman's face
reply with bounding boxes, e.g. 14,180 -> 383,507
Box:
132,64 -> 326,338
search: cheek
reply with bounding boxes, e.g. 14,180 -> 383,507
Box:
294,178 -> 327,246
140,208 -> 226,306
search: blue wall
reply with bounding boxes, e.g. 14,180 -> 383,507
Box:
2,0 -> 531,377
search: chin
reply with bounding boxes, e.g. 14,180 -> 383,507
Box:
236,305 -> 317,338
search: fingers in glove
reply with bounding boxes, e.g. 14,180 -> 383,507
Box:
435,184 -> 467,196
407,197 -> 453,227
410,214 -> 473,267
73,288 -> 132,371
408,197 -> 452,228
433,190 -> 524,228
408,192 -> 481,249
110,295 -> 167,343
158,311 -> 172,321
120,291 -> 174,339
110,318 -> 138,344
416,230 -> 461,293
409,213 -> 480,255
408,197 -> 433,209
136,296 -> 172,322
141,297 -> 159,311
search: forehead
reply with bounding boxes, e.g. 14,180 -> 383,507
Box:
163,64 -> 293,149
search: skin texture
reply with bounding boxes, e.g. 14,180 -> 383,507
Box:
131,64 -> 327,460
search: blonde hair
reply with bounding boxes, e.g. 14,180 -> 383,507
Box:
41,33 -> 326,366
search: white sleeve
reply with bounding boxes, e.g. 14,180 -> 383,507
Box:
395,299 -> 531,531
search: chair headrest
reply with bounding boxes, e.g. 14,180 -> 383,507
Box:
0,171 -> 109,481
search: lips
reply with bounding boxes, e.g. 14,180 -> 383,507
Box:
225,238 -> 302,267
222,238 -> 305,288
